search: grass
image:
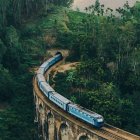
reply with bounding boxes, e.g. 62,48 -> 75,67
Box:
21,6 -> 86,35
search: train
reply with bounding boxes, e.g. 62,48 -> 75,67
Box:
36,52 -> 104,128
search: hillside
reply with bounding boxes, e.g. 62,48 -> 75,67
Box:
0,0 -> 140,139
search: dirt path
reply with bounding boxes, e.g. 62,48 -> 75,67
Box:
53,62 -> 79,73
51,62 -> 79,79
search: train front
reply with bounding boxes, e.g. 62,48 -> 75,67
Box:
95,115 -> 104,128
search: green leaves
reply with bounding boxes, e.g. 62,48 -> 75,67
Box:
5,26 -> 20,47
0,66 -> 15,102
0,0 -> 9,25
0,39 -> 6,63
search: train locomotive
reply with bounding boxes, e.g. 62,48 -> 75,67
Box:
36,52 -> 104,128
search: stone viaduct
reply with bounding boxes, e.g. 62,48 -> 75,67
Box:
33,51 -> 140,140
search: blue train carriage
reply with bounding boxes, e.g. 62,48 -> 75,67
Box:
49,92 -> 71,110
40,61 -> 50,72
39,82 -> 55,97
36,74 -> 46,86
37,67 -> 45,75
47,52 -> 63,67
48,57 -> 56,67
54,52 -> 63,62
68,103 -> 104,128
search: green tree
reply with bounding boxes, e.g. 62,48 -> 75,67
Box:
0,66 -> 15,101
0,39 -> 6,63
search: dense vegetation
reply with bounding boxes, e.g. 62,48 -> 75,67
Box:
0,0 -> 139,139
0,0 -> 73,139
52,1 -> 140,135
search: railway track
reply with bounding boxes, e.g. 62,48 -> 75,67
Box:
33,59 -> 140,140
103,124 -> 140,140
98,129 -> 127,140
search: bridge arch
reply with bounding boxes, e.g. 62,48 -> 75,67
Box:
38,100 -> 46,116
77,133 -> 90,140
47,111 -> 55,140
39,103 -> 44,114
59,121 -> 73,140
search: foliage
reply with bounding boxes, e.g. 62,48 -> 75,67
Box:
53,1 -> 140,135
0,0 -> 74,139
0,39 -> 6,63
0,66 -> 15,102
0,0 -> 140,138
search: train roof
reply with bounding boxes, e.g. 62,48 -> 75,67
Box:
52,92 -> 71,104
40,61 -> 49,68
69,103 -> 103,119
37,67 -> 45,75
41,82 -> 55,92
36,74 -> 46,82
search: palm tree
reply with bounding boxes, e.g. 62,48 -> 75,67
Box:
0,0 -> 9,25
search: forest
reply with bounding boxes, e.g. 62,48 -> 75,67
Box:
52,0 -> 140,135
0,0 -> 139,139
